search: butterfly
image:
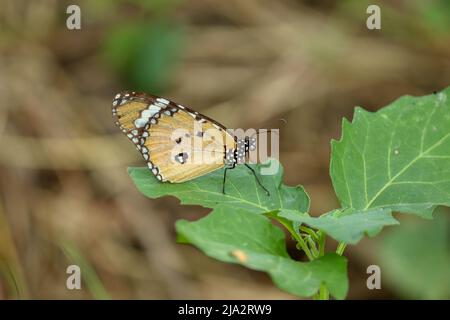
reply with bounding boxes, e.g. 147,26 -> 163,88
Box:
112,91 -> 269,195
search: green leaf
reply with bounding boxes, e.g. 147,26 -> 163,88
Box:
278,88 -> 450,245
279,208 -> 399,244
176,206 -> 348,299
376,210 -> 450,299
128,159 -> 310,215
331,88 -> 450,216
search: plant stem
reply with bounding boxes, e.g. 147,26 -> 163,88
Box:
300,226 -> 320,242
317,231 -> 326,257
274,218 -> 315,261
318,283 -> 329,300
336,242 -> 347,255
295,236 -> 315,261
267,213 -> 332,300
305,236 -> 319,258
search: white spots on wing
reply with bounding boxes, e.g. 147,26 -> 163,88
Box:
142,105 -> 161,120
141,146 -> 148,154
148,104 -> 161,115
178,104 -> 185,109
134,118 -> 147,128
112,100 -> 118,107
156,97 -> 170,105
114,93 -> 121,99
133,103 -> 162,128
147,162 -> 153,169
132,137 -> 139,144
154,102 -> 166,109
126,133 -> 133,139
141,109 -> 153,119
152,168 -> 158,175
143,153 -> 149,160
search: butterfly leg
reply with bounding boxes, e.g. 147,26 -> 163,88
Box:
222,167 -> 229,194
244,164 -> 270,196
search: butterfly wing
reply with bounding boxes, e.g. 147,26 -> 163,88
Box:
112,91 -> 236,183
112,91 -> 156,144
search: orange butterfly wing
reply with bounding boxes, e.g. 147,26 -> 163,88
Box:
112,91 -> 236,183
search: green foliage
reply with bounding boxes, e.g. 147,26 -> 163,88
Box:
103,20 -> 184,93
129,160 -> 347,299
331,91 -> 450,215
376,210 -> 450,299
129,160 -> 309,214
176,207 -> 348,299
280,208 -> 399,244
128,87 -> 450,299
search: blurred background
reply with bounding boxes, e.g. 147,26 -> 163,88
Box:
0,0 -> 449,299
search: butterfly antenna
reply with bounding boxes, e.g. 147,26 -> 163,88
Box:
250,129 -> 280,139
244,164 -> 270,196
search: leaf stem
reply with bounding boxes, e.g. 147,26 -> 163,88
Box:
305,236 -> 319,258
300,226 -> 320,242
317,231 -> 326,257
336,242 -> 347,256
273,217 -> 315,261
296,241 -> 314,261
318,283 -> 330,300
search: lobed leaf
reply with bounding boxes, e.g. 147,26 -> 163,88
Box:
176,206 -> 348,299
331,88 -> 450,216
128,159 -> 309,214
279,208 -> 399,244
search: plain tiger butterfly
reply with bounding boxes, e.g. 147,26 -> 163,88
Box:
112,91 -> 270,195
